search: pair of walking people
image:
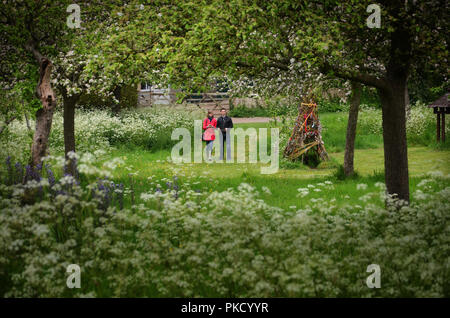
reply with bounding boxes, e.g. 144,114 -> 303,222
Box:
202,108 -> 233,161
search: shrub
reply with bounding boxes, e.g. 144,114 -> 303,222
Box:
0,108 -> 197,164
406,101 -> 448,145
317,98 -> 349,113
0,155 -> 449,297
357,103 -> 449,147
78,85 -> 138,110
229,97 -> 299,118
279,157 -> 309,170
265,97 -> 298,117
229,105 -> 268,118
333,164 -> 360,180
0,120 -> 32,164
357,109 -> 383,135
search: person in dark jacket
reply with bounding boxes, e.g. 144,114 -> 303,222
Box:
216,108 -> 233,161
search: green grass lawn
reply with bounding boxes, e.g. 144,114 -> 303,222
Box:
97,117 -> 449,210
320,112 -> 384,152
101,146 -> 449,210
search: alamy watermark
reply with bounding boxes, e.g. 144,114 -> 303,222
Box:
67,4 -> 381,30
366,264 -> 381,288
171,120 -> 279,174
66,264 -> 81,288
67,4 -> 81,29
366,4 -> 381,28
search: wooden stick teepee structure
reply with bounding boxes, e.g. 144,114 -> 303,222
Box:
283,101 -> 329,166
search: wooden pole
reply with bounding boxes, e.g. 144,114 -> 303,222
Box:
437,112 -> 441,142
442,112 -> 446,142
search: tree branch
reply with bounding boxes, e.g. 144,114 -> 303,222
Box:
320,61 -> 388,91
24,41 -> 45,64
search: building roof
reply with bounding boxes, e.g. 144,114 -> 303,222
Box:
428,92 -> 449,108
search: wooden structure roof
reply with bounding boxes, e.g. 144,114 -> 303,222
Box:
428,92 -> 449,143
427,92 -> 449,108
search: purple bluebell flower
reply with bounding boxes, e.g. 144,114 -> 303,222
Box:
25,165 -> 33,182
34,164 -> 42,182
98,181 -> 105,191
5,156 -> 11,169
173,181 -> 179,200
96,179 -> 114,211
74,158 -> 80,180
117,183 -> 124,210
55,189 -> 66,196
15,162 -> 23,184
5,156 -> 12,185
46,164 -> 56,188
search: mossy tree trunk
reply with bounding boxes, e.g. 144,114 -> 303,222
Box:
61,88 -> 80,177
344,82 -> 362,177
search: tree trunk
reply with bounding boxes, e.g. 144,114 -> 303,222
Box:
378,78 -> 410,204
24,110 -> 32,132
379,16 -> 411,205
62,92 -> 80,176
112,85 -> 122,114
405,85 -> 411,120
344,82 -> 362,176
30,58 -> 56,167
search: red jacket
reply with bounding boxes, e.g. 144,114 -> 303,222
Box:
203,117 -> 217,141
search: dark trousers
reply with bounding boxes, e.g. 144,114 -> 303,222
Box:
219,131 -> 231,160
